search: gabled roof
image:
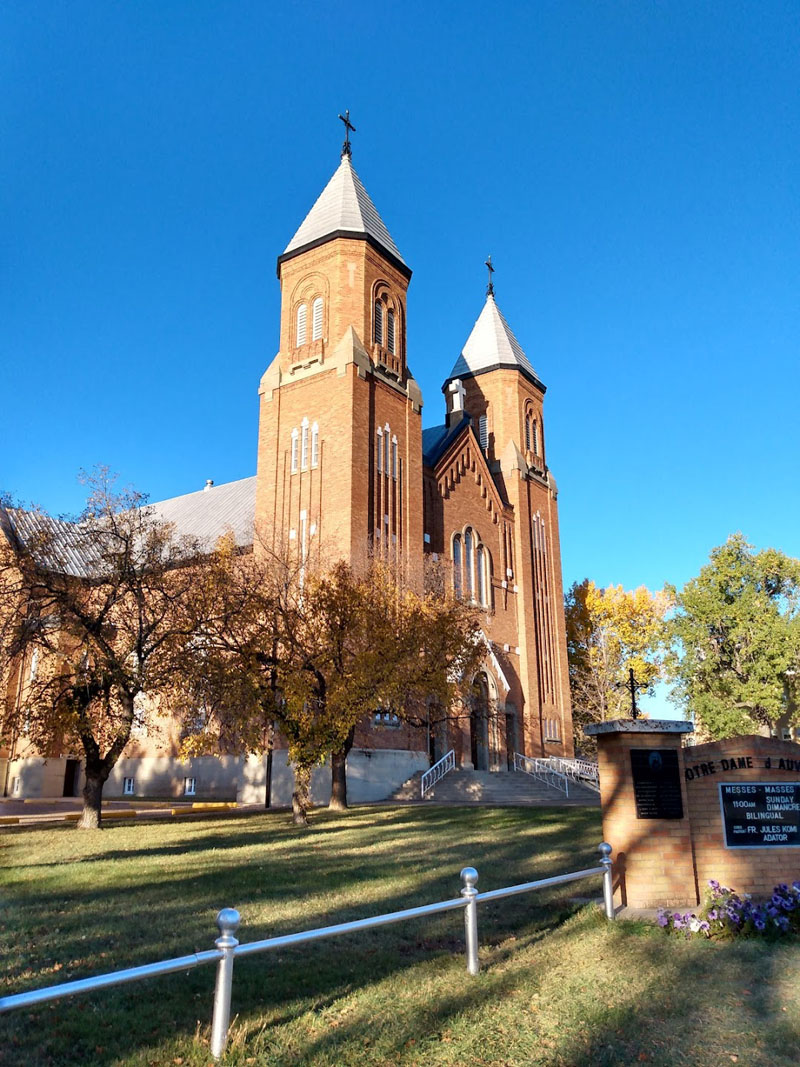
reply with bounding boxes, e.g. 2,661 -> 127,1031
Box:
147,476 -> 255,550
278,156 -> 409,276
1,476 -> 256,579
446,294 -> 544,390
422,415 -> 471,467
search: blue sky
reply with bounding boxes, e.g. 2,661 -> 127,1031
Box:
3,0 -> 799,629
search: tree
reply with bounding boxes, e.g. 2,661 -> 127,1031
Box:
565,579 -> 672,747
668,534 -> 800,739
179,541 -> 482,824
0,472 -> 201,828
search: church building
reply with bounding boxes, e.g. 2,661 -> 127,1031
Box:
1,132 -> 574,804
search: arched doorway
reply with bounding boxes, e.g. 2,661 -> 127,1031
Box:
470,674 -> 491,771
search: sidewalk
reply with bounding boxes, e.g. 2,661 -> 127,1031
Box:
0,797 -> 240,827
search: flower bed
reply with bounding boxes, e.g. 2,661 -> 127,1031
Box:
658,879 -> 800,939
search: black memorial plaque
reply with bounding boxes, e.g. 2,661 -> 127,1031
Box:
720,782 -> 800,848
630,748 -> 683,819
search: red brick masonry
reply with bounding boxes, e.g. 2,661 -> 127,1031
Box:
587,720 -> 800,909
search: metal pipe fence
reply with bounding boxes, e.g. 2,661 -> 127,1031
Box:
514,752 -> 570,796
0,842 -> 615,1060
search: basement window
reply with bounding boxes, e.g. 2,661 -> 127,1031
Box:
123,777 -> 135,796
184,777 -> 197,796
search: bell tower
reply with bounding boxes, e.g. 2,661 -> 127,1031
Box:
441,271 -> 573,756
255,126 -> 423,573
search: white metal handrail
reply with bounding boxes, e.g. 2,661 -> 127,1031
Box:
547,757 -> 600,791
514,752 -> 570,797
421,748 -> 455,798
0,843 -> 615,1059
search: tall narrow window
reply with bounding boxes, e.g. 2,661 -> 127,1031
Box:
296,304 -> 307,346
312,297 -> 323,341
391,436 -> 398,479
477,544 -> 485,606
29,647 -> 39,682
377,428 -> 383,472
374,301 -> 384,346
465,528 -> 474,600
525,411 -> 532,452
384,423 -> 390,472
290,428 -> 299,473
532,419 -> 539,455
453,535 -> 463,598
301,417 -> 309,469
311,422 -> 319,467
478,415 -> 488,451
387,309 -> 396,354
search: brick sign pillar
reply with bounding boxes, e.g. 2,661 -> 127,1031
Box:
585,719 -> 695,910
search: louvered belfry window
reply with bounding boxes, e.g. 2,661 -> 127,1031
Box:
296,304 -> 307,346
312,297 -> 323,341
374,301 -> 383,346
387,309 -> 395,354
479,414 -> 488,451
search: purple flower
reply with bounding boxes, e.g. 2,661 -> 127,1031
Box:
657,912 -> 670,928
754,917 -> 766,931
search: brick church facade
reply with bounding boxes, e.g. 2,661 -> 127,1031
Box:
1,144 -> 574,804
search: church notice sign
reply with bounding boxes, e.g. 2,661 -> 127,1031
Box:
720,783 -> 800,848
630,749 -> 683,819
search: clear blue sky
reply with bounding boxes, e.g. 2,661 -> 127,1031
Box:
3,1 -> 799,611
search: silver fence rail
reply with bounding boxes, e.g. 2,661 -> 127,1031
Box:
0,842 -> 615,1060
420,747 -> 455,797
514,752 -> 570,796
547,757 -> 600,791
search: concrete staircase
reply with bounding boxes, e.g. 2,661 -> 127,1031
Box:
388,769 -> 600,807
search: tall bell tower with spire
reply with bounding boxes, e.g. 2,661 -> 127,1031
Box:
255,117 -> 423,571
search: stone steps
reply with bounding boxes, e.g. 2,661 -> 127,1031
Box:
388,769 -> 600,807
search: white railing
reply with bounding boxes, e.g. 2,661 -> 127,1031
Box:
547,757 -> 600,791
514,753 -> 570,797
421,748 -> 455,798
0,844 -> 616,1059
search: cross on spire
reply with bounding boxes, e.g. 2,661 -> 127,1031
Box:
338,109 -> 356,158
485,255 -> 495,297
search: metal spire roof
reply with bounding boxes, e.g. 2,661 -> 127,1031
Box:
280,156 -> 407,271
446,294 -> 543,387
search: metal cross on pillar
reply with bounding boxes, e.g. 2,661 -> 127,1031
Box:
338,110 -> 356,158
615,667 -> 648,720
485,255 -> 495,297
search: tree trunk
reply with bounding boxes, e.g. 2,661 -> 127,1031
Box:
78,771 -> 106,829
329,726 -> 356,812
292,764 -> 312,826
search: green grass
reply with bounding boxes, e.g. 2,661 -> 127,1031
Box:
1,806 -> 799,1066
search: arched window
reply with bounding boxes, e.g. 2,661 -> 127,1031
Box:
374,301 -> 384,346
290,428 -> 299,473
477,544 -> 485,606
453,534 -> 462,598
525,410 -> 532,452
464,528 -> 474,600
296,304 -> 307,346
391,436 -> 398,479
301,417 -> 309,469
387,309 -> 396,354
384,423 -> 390,472
532,419 -> 539,455
312,297 -> 323,341
376,427 -> 383,472
311,422 -> 319,467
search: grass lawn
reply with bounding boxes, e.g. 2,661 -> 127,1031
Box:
1,805 -> 799,1066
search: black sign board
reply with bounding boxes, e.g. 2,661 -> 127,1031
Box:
720,782 -> 800,848
630,748 -> 684,820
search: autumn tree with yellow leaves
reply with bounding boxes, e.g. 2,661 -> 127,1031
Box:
564,579 -> 673,750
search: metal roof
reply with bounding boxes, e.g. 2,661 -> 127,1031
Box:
421,415 -> 471,467
446,294 -> 542,387
1,476 -> 256,579
146,476 -> 255,551
281,156 -> 406,268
